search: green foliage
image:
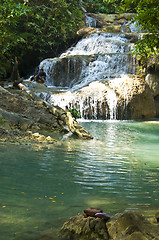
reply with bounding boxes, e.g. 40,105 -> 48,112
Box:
121,0 -> 159,65
0,0 -> 83,78
0,114 -> 6,124
0,0 -> 29,77
83,0 -> 121,14
69,107 -> 81,119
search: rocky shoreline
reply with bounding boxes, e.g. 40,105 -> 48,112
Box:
0,84 -> 93,145
59,209 -> 159,240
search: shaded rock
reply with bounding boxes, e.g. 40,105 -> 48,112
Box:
112,76 -> 156,119
0,85 -> 64,132
106,211 -> 146,239
145,73 -> 159,97
125,33 -> 139,43
155,211 -> 159,223
85,13 -> 134,29
145,73 -> 159,117
106,210 -> 159,240
0,108 -> 34,130
17,83 -> 93,139
125,231 -> 148,240
59,213 -> 109,240
102,25 -> 121,33
0,127 -> 59,146
60,210 -> 159,240
0,85 -> 65,145
77,27 -> 97,38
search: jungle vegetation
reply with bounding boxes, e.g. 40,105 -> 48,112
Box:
0,0 -> 158,79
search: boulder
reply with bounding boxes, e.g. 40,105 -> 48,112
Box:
59,213 -> 109,240
106,210 -> 159,240
155,211 -> 159,223
111,76 -> 156,119
59,210 -> 159,240
0,86 -> 65,132
145,73 -> 159,97
145,73 -> 159,117
77,27 -> 97,38
85,13 -> 134,30
6,83 -> 93,140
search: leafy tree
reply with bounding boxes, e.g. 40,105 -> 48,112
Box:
82,0 -> 121,14
121,0 -> 159,66
0,0 -> 83,79
0,0 -> 29,77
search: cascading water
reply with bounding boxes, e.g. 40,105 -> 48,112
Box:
41,33 -> 135,89
39,14 -> 138,120
85,14 -> 97,28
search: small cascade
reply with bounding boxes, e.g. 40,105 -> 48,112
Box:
39,13 -> 139,120
85,14 -> 97,27
39,81 -> 119,120
106,88 -> 117,120
40,32 -> 135,89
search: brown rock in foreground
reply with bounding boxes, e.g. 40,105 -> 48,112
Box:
59,210 -> 159,240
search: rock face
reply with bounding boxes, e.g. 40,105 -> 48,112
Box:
85,13 -> 135,33
59,210 -> 159,240
40,75 -> 157,120
0,85 -> 93,143
145,73 -> 159,117
0,127 -> 58,146
113,75 -> 156,119
59,213 -> 109,240
0,85 -> 65,132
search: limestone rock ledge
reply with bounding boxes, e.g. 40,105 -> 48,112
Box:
0,127 -> 59,146
59,210 -> 159,240
0,85 -> 93,144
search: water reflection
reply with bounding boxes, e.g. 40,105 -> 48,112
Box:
0,120 -> 159,239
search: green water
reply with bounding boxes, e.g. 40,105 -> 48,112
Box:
0,120 -> 159,239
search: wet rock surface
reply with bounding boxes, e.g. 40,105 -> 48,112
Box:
59,210 -> 159,240
40,75 -> 158,120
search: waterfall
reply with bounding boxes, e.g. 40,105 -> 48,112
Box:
39,14 -> 138,120
85,14 -> 97,28
40,33 -> 135,89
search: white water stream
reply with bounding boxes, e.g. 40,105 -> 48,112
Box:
39,15 -> 137,120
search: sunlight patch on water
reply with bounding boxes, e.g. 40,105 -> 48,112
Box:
0,120 -> 159,239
